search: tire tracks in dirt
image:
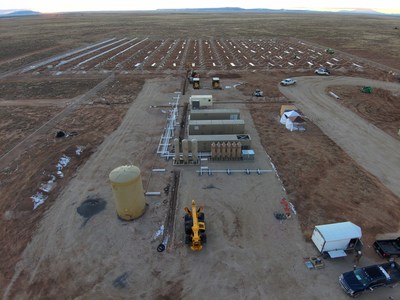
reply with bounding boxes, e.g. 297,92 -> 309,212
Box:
0,73 -> 114,171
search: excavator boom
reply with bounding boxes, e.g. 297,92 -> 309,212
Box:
184,200 -> 206,251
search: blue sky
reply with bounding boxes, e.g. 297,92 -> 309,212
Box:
1,0 -> 399,14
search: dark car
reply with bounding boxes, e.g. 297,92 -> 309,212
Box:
339,262 -> 400,297
373,237 -> 400,258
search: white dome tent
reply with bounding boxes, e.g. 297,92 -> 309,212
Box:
279,110 -> 300,124
279,110 -> 305,131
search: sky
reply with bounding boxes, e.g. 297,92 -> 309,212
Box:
1,0 -> 399,14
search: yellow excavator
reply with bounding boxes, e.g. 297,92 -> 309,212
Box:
184,200 -> 206,251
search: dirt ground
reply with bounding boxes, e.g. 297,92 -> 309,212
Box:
2,77 -> 399,300
0,74 -> 146,291
1,12 -> 400,300
1,13 -> 400,72
250,102 -> 400,246
329,85 -> 400,139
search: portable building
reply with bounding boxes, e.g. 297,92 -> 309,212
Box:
311,221 -> 362,258
189,109 -> 240,121
188,119 -> 245,135
190,95 -> 212,109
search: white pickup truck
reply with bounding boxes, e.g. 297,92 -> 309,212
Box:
280,78 -> 296,86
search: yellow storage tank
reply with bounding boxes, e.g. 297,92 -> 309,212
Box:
109,165 -> 146,220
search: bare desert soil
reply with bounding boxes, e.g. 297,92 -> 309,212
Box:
1,13 -> 400,72
329,85 -> 400,139
0,74 -> 146,290
250,102 -> 400,245
1,12 -> 400,300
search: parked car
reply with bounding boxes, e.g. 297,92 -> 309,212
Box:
315,67 -> 330,75
339,262 -> 400,298
252,89 -> 264,97
373,237 -> 400,258
280,78 -> 296,86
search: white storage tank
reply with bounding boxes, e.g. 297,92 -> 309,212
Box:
216,142 -> 221,160
226,142 -> 232,159
182,139 -> 189,163
221,142 -> 226,160
211,142 -> 216,160
231,142 -> 237,160
236,142 -> 242,159
191,139 -> 198,162
109,165 -> 146,220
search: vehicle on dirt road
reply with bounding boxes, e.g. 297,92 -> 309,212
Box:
280,78 -> 296,86
253,89 -> 264,97
326,48 -> 335,54
339,262 -> 400,298
315,67 -> 330,75
373,237 -> 400,258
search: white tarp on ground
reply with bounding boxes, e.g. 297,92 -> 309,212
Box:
31,192 -> 48,210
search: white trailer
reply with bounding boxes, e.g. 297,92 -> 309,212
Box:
311,221 -> 362,258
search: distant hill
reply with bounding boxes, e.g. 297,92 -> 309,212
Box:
337,8 -> 383,15
156,7 -> 302,13
156,7 -> 398,16
0,7 -> 397,17
0,10 -> 40,17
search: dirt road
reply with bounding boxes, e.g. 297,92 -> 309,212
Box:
279,76 -> 400,199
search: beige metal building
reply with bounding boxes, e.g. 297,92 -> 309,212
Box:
189,109 -> 240,121
188,119 -> 245,135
